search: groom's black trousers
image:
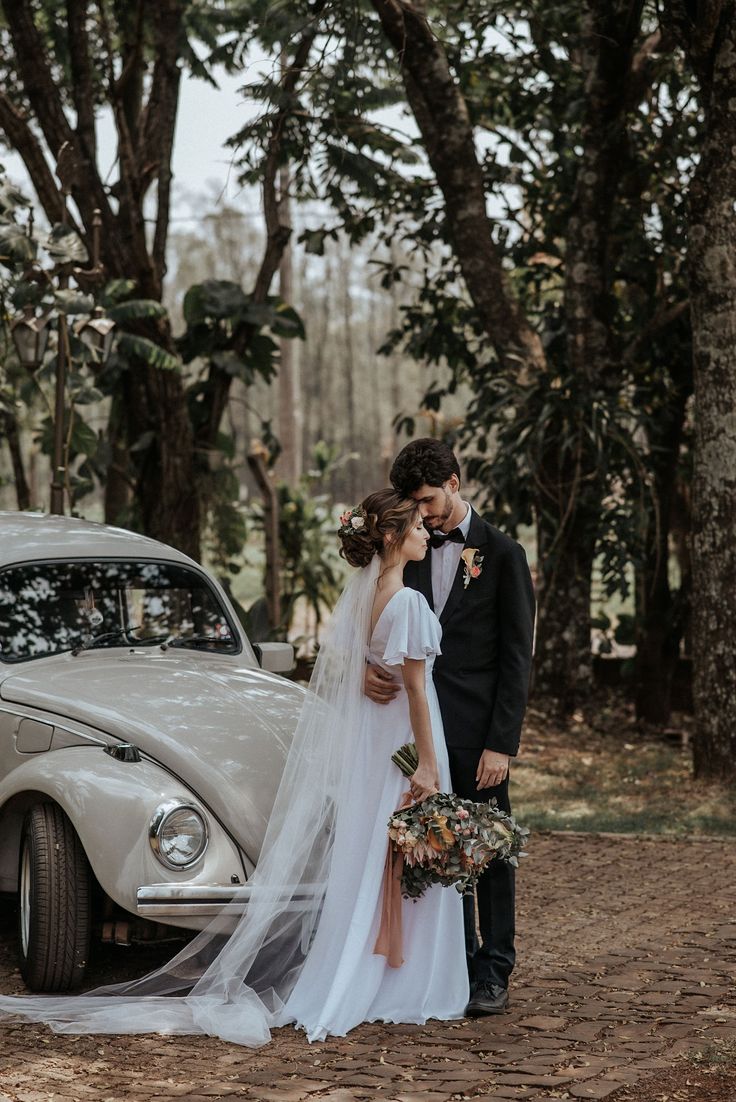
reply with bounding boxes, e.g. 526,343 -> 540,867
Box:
447,747 -> 516,990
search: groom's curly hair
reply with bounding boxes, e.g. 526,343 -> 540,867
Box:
390,439 -> 461,495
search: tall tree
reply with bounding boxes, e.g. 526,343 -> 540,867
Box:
0,0 -> 198,551
225,1 -> 704,715
0,1 -> 309,557
274,0 -> 673,709
665,0 -> 736,777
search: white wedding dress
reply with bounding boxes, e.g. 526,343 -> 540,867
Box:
0,565 -> 468,1045
278,587 -> 468,1039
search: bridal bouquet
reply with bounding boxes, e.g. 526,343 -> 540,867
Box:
389,743 -> 529,900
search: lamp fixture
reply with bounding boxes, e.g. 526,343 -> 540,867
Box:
9,306 -> 53,369
74,306 -> 116,365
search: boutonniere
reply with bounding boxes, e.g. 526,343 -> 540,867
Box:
460,547 -> 484,588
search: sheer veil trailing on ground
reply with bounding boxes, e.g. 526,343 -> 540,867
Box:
0,556 -> 382,1046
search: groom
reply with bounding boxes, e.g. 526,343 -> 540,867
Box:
365,439 -> 535,1016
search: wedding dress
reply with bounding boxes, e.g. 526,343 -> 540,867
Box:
0,558 -> 467,1044
278,585 -> 468,1038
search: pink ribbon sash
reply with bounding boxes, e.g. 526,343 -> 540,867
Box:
373,790 -> 414,968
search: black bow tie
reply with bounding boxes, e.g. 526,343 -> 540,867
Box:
428,527 -> 465,549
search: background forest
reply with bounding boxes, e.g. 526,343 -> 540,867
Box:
1,0 -> 735,784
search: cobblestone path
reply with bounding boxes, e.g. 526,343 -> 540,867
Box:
1,833 -> 735,1102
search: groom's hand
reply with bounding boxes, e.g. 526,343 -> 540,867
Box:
364,663 -> 400,704
476,749 -> 510,791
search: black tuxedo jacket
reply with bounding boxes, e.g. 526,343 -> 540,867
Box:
404,509 -> 535,757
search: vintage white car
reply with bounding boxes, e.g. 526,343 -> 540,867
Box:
0,512 -> 303,992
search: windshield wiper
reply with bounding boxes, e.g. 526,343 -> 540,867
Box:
71,628 -> 171,655
165,634 -> 232,649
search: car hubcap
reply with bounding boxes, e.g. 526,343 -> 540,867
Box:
19,841 -> 31,956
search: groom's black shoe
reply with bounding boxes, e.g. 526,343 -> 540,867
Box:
465,981 -> 509,1017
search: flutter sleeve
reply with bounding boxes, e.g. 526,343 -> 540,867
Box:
381,589 -> 442,667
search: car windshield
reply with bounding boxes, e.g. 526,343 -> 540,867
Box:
0,559 -> 239,662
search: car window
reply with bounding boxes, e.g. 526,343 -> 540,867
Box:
0,560 -> 239,662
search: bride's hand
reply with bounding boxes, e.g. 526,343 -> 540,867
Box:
409,762 -> 439,802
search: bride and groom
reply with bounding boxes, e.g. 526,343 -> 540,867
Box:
0,438 -> 535,1045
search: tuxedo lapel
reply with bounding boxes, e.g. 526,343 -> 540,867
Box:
438,559 -> 466,627
439,509 -> 489,628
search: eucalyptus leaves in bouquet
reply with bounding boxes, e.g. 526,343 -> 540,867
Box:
390,743 -> 529,900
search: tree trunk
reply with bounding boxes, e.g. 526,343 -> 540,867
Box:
341,242 -> 358,501
688,52 -> 736,777
103,395 -> 131,527
634,384 -> 690,724
1,410 -> 31,510
276,163 -> 301,484
533,507 -> 597,712
125,359 -> 200,559
665,0 -> 736,777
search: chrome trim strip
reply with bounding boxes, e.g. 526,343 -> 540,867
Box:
136,882 -> 320,918
0,705 -> 108,747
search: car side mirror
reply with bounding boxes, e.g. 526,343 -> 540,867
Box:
253,642 -> 295,674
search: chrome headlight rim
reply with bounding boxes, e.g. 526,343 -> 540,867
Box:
149,799 -> 209,871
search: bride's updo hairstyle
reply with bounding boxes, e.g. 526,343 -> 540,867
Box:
338,489 -> 419,568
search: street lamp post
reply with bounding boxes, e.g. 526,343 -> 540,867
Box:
49,265 -> 70,515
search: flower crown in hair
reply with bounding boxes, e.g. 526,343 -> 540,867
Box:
338,504 -> 367,534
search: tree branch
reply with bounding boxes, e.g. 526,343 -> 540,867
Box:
197,28 -> 320,453
622,299 -> 689,363
0,93 -> 65,224
95,0 -> 153,289
370,0 -> 546,378
0,0 -> 76,157
65,0 -> 97,162
1,410 -> 31,511
564,0 -> 647,385
2,0 -> 116,259
144,0 -> 184,289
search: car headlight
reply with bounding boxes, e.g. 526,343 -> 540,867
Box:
149,801 -> 209,870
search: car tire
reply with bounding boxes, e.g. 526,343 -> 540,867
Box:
18,803 -> 91,991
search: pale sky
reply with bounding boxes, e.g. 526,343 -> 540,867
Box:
1,67 -> 264,220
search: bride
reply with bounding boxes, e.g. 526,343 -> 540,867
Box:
0,489 -> 468,1045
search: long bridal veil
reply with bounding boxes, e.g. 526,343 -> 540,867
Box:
0,556 -> 381,1045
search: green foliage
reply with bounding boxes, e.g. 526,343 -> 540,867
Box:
248,443 -> 348,646
226,1 -> 695,638
105,299 -> 168,323
116,333 -> 181,372
179,279 -> 304,389
0,176 -> 129,506
201,432 -> 249,578
0,222 -> 36,266
53,289 -> 95,314
43,223 -> 88,266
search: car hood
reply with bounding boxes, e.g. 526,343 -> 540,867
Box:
0,650 -> 308,863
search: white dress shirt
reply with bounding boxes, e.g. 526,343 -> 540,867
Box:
431,502 -> 471,617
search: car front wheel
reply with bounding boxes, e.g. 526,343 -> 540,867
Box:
18,803 -> 91,991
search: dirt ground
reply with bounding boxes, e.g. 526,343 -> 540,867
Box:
1,831 -> 735,1102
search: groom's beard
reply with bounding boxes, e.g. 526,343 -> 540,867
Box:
425,490 -> 454,533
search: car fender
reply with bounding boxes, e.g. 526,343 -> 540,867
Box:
0,746 -> 247,917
